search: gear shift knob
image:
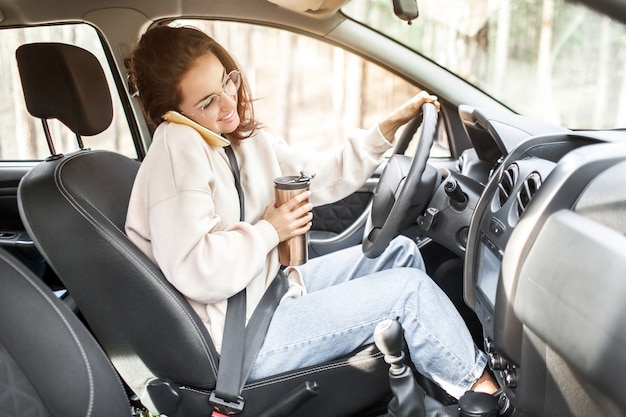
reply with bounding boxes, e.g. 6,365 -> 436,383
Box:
374,319 -> 405,373
374,319 -> 403,355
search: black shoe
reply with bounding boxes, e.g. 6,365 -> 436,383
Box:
458,391 -> 498,416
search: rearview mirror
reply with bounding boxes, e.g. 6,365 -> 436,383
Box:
393,0 -> 419,24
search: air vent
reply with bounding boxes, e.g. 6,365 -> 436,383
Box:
497,164 -> 519,208
516,172 -> 542,217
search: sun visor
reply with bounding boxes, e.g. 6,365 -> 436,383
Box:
267,0 -> 347,14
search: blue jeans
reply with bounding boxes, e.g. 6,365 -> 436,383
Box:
248,236 -> 487,399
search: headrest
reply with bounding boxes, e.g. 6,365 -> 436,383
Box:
16,42 -> 113,136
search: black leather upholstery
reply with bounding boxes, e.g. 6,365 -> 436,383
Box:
16,43 -> 112,136
16,42 -> 390,417
0,247 -> 131,417
312,191 -> 372,234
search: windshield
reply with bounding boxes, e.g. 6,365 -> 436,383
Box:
343,0 -> 626,130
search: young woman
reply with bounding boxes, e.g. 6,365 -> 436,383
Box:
125,24 -> 497,399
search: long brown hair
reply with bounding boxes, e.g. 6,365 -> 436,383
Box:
126,24 -> 259,141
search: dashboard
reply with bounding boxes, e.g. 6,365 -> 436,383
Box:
421,105 -> 626,416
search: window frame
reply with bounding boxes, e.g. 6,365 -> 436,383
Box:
0,22 -> 143,162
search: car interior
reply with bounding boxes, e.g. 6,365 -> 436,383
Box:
0,0 -> 625,417
15,40 -> 397,417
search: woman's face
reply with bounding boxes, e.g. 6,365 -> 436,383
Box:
178,52 -> 240,134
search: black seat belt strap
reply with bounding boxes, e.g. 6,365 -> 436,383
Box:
241,271 -> 288,387
212,145 -> 287,415
212,145 -> 247,411
224,144 -> 244,220
213,288 -> 247,408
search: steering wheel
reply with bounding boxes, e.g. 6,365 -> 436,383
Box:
362,102 -> 439,258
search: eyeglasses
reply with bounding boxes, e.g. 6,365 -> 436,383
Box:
183,69 -> 241,119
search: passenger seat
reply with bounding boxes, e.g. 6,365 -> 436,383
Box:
0,248 -> 132,417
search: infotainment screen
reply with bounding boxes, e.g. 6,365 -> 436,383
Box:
476,235 -> 502,309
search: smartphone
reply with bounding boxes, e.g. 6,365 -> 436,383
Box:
162,110 -> 230,147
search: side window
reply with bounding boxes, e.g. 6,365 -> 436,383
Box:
0,24 -> 136,160
174,20 -> 450,156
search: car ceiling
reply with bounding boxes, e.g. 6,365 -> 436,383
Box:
0,0 -> 347,27
1,0 -> 624,29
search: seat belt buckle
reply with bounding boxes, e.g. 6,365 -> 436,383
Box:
209,392 -> 245,415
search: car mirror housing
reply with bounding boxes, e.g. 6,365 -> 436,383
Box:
393,0 -> 419,24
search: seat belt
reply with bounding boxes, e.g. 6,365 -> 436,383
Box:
224,144 -> 245,221
211,145 -> 287,416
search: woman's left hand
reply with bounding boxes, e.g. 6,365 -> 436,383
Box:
378,91 -> 440,143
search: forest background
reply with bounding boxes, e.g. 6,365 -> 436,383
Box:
0,0 -> 624,159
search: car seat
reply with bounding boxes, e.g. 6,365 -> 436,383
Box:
0,247 -> 132,417
14,42 -> 390,417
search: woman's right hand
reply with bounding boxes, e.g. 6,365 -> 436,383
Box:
378,90 -> 440,143
263,191 -> 313,242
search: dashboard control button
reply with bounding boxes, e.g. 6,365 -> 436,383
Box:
489,218 -> 505,236
480,232 -> 503,260
418,207 -> 439,231
504,368 -> 517,388
489,352 -> 507,371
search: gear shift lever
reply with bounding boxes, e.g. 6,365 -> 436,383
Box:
374,319 -> 458,417
374,319 -> 427,417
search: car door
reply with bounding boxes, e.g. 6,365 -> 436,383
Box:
0,163 -> 42,274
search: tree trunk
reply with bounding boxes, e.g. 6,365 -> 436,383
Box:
593,17 -> 611,128
277,31 -> 296,141
493,0 -> 511,94
536,0 -> 556,123
8,29 -> 40,159
617,59 -> 626,127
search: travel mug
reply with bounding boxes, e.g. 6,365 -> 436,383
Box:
274,172 -> 314,266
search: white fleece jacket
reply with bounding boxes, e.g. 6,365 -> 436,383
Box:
125,121 -> 392,352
